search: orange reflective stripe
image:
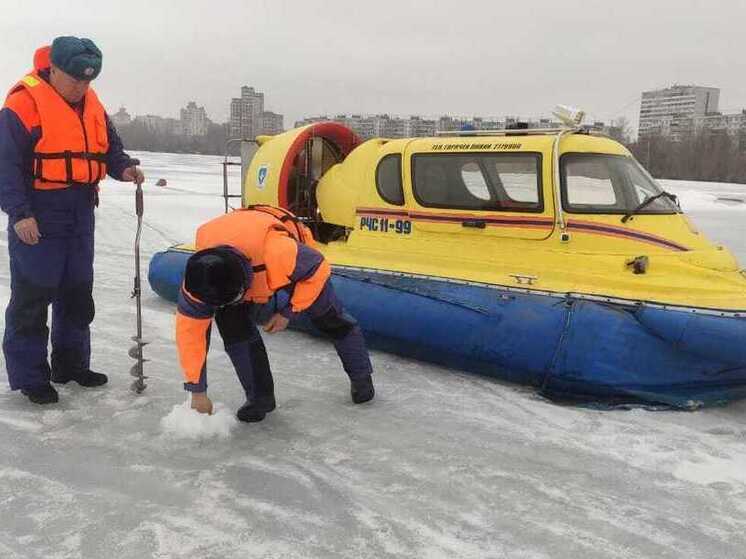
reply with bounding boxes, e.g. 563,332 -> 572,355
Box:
175,311 -> 211,384
290,259 -> 331,312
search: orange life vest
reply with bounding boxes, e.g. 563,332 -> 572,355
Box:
8,69 -> 109,190
194,206 -> 317,304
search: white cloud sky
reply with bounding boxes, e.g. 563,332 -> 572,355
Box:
2,0 -> 744,134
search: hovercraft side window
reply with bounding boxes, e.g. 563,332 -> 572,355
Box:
561,153 -> 678,214
411,153 -> 543,212
376,154 -> 404,206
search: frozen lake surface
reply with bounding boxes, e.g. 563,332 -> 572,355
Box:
1,151 -> 745,558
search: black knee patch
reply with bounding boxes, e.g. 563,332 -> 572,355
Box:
311,308 -> 357,340
63,284 -> 95,327
9,283 -> 54,336
216,303 -> 259,344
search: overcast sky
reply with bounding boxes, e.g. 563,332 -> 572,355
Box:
2,0 -> 745,135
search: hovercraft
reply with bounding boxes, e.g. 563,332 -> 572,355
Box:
149,109 -> 746,408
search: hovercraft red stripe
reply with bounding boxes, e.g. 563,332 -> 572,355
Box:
566,220 -> 689,251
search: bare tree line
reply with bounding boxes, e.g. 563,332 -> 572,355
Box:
628,131 -> 746,184
115,120 -> 230,156
580,117 -> 746,185
115,117 -> 746,185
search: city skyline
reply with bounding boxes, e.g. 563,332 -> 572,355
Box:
108,96 -> 617,140
3,1 -> 746,141
111,85 -> 285,138
637,84 -> 746,143
110,84 -> 746,143
110,80 -> 746,142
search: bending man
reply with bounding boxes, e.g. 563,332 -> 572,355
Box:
176,205 -> 375,422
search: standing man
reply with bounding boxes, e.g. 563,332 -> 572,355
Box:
177,205 -> 375,422
0,37 -> 144,404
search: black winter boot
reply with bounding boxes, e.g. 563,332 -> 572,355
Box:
236,394 -> 276,423
237,401 -> 267,423
21,384 -> 59,404
351,375 -> 375,404
254,394 -> 276,413
51,369 -> 108,387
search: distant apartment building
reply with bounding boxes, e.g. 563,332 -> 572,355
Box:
261,111 -> 284,135
168,118 -> 183,136
692,110 -> 746,150
180,101 -> 209,136
639,85 -> 720,137
694,110 -> 746,134
345,115 -> 377,139
230,86 -> 264,139
133,114 -> 165,131
381,115 -> 412,138
293,113 -> 587,139
110,107 -> 132,127
133,114 -> 182,135
472,117 -> 505,130
228,86 -> 284,138
438,116 -> 502,132
408,116 -> 438,137
295,114 -> 426,139
297,114 -> 378,139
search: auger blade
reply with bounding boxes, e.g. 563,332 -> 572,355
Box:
130,379 -> 147,394
128,345 -> 150,359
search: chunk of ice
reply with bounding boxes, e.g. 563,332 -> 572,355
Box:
160,400 -> 236,440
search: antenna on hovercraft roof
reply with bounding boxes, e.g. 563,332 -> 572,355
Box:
552,105 -> 586,128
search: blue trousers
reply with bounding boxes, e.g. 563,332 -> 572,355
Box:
190,282 -> 373,401
3,187 -> 96,390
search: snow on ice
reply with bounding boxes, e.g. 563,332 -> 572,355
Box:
161,399 -> 237,440
0,151 -> 745,558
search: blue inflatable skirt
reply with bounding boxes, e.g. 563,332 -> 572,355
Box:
149,248 -> 746,409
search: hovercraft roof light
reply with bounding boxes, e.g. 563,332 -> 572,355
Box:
436,105 -> 587,137
435,127 -> 576,137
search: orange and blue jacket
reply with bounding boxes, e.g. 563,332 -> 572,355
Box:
176,206 -> 332,390
0,46 -> 134,223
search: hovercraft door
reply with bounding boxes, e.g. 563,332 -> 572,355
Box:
288,136 -> 342,220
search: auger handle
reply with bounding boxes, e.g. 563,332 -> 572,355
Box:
135,184 -> 144,217
130,158 -> 144,217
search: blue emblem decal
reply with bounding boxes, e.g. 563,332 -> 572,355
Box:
257,164 -> 269,189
